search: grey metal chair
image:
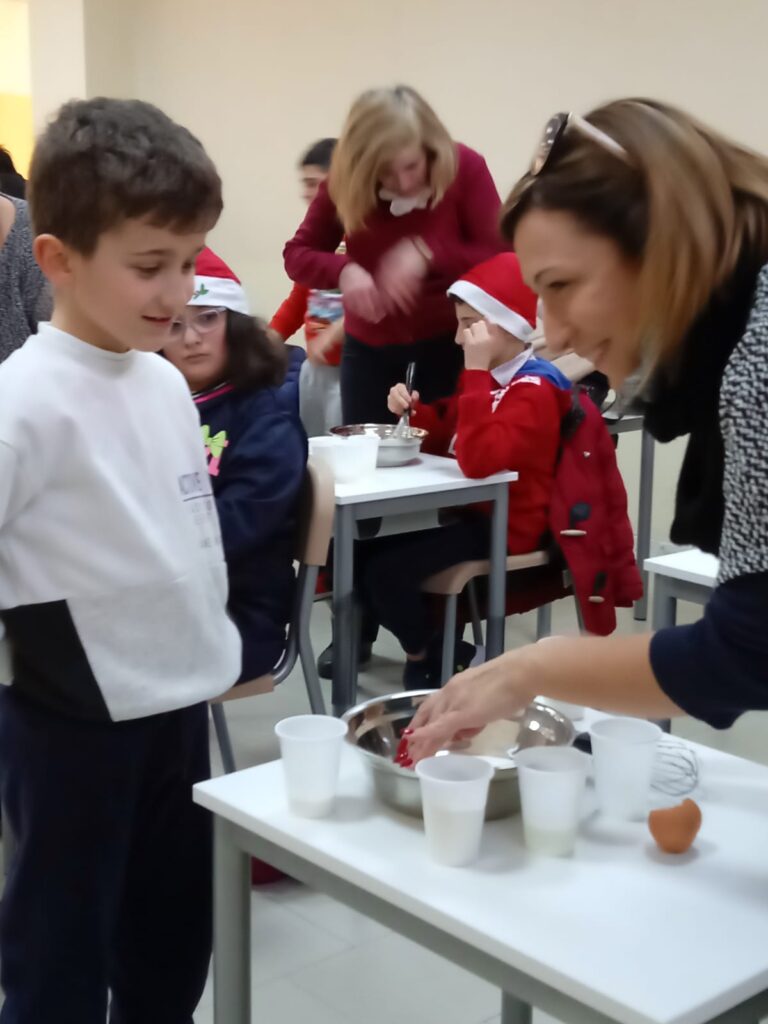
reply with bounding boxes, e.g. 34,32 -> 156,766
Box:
210,457 -> 335,773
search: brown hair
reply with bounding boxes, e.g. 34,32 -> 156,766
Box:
28,97 -> 222,254
224,311 -> 288,392
329,85 -> 457,233
501,99 -> 768,368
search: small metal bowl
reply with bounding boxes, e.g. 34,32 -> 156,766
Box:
330,424 -> 428,467
342,691 -> 574,820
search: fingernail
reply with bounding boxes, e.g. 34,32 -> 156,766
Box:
403,728 -> 414,735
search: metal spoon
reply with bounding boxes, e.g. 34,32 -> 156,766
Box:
393,361 -> 416,438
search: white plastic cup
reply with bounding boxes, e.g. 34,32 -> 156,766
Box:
307,435 -> 379,483
274,715 -> 348,818
415,754 -> 493,867
514,746 -> 590,856
589,717 -> 662,821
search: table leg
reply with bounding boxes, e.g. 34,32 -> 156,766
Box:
501,991 -> 533,1024
650,574 -> 676,733
485,482 -> 510,659
213,817 -> 251,1024
634,428 -> 655,621
332,505 -> 357,716
536,603 -> 552,640
651,575 -> 677,630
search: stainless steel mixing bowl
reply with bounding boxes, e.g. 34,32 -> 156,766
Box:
342,691 -> 575,820
330,424 -> 428,467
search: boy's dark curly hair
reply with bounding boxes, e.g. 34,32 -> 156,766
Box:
28,97 -> 222,253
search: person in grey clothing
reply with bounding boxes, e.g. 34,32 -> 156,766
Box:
0,193 -> 52,360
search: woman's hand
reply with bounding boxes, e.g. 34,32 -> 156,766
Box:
376,238 -> 429,313
407,650 -> 535,762
387,382 -> 421,416
339,263 -> 387,323
462,320 -> 499,372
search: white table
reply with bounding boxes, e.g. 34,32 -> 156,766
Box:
331,454 -> 517,714
644,549 -> 719,629
604,413 -> 655,622
196,743 -> 768,1024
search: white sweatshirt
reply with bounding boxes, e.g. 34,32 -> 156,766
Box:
0,323 -> 241,721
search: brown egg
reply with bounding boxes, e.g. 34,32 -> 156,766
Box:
648,799 -> 702,854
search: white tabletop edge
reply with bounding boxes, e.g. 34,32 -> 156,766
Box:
643,549 -> 719,587
333,454 -> 518,505
195,738 -> 768,1024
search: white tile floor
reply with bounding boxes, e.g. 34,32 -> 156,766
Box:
197,591 -> 768,1023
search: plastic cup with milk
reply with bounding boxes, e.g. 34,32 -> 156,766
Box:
415,754 -> 493,867
274,714 -> 348,818
514,745 -> 590,856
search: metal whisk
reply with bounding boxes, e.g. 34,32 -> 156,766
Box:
652,736 -> 699,797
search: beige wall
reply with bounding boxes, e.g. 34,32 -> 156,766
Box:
117,0 -> 768,317
27,0 -> 85,130
0,0 -> 34,172
27,0 -> 768,546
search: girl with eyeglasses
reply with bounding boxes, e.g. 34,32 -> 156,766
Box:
409,100 -> 768,759
163,247 -> 307,683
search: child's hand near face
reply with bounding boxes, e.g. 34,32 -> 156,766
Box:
462,320 -> 499,372
388,382 -> 421,416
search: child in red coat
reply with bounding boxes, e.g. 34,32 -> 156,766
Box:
358,253 -> 572,688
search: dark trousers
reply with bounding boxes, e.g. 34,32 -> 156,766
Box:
340,332 -> 463,425
357,519 -> 491,655
0,689 -> 212,1024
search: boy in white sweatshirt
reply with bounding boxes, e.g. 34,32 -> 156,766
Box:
0,98 -> 241,1023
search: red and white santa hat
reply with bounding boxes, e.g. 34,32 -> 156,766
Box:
448,253 -> 537,343
189,247 -> 250,314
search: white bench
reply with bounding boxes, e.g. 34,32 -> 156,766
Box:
644,548 -> 719,629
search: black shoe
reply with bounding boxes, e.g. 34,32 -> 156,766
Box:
402,641 -> 478,691
453,640 -> 477,674
402,657 -> 441,691
317,641 -> 373,680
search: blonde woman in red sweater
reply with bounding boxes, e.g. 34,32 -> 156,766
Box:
283,85 -> 504,425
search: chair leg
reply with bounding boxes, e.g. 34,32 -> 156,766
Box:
573,594 -> 585,632
294,565 -> 327,715
441,595 -> 458,686
299,624 -> 327,716
536,603 -> 552,640
211,703 -> 237,774
466,579 -> 485,647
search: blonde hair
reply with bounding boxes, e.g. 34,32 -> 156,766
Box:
329,85 -> 457,233
501,99 -> 768,370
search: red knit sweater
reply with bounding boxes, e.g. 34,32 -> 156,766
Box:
283,144 -> 503,347
269,281 -> 309,341
411,368 -> 572,554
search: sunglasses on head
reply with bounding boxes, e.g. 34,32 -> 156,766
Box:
529,111 -> 631,177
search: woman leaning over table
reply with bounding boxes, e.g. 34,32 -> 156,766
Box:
410,100 -> 768,759
283,84 -> 504,425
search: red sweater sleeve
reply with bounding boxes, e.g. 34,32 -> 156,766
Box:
283,182 -> 350,289
421,149 -> 503,280
269,282 -> 310,341
454,370 -> 561,478
410,396 -> 458,456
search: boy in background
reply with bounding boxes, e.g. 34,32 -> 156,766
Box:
270,138 -> 344,435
